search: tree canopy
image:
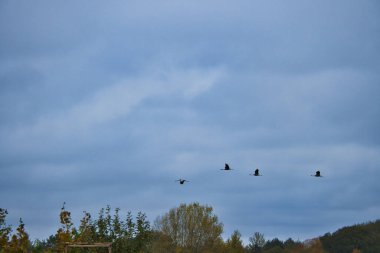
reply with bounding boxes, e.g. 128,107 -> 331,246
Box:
154,202 -> 224,253
1,204 -> 379,253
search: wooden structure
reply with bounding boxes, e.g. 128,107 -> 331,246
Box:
64,242 -> 112,253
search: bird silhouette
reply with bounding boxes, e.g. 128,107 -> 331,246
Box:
176,179 -> 189,184
250,168 -> 262,176
221,163 -> 233,171
312,170 -> 322,177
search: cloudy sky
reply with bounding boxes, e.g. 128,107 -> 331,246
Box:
1,0 -> 380,243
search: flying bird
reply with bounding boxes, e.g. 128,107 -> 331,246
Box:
312,170 -> 322,177
250,168 -> 262,176
176,179 -> 189,184
221,163 -> 233,171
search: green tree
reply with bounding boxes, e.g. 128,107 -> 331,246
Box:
247,232 -> 265,253
301,238 -> 326,253
125,211 -> 135,240
0,208 -> 12,252
16,218 -> 29,252
96,206 -> 109,242
319,220 -> 380,253
283,238 -> 303,253
154,202 -> 223,253
116,211 -> 135,253
76,211 -> 96,243
7,218 -> 30,253
263,238 -> 284,252
150,231 -> 175,253
92,206 -> 153,253
135,211 -> 152,252
31,237 -> 56,253
55,203 -> 75,252
1,210 -> 31,253
112,208 -> 123,240
225,230 -> 245,253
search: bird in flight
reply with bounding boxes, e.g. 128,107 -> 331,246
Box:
176,179 -> 189,184
312,170 -> 322,177
250,168 -> 262,176
221,163 -> 233,171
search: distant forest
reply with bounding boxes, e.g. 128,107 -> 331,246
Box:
1,203 -> 379,253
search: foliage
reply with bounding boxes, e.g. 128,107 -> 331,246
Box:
31,236 -> 56,253
2,204 -> 380,253
51,204 -> 154,253
320,220 -> 380,253
154,202 -> 224,253
225,230 -> 245,253
247,232 -> 266,253
300,238 -> 326,253
76,211 -> 96,243
0,209 -> 30,253
0,208 -> 12,251
55,203 -> 76,252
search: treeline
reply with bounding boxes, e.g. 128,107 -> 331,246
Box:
319,220 -> 380,253
1,204 -> 379,253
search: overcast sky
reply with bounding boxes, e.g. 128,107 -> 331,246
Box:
1,0 -> 380,243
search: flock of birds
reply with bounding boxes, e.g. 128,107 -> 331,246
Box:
176,163 -> 323,184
